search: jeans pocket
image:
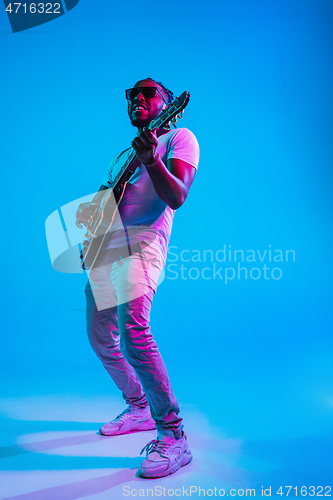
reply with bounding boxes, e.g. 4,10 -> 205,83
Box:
138,241 -> 164,267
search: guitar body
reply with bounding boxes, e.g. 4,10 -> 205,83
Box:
80,185 -> 124,270
78,91 -> 191,270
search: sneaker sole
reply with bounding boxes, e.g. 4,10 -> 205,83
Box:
138,448 -> 193,478
100,419 -> 156,436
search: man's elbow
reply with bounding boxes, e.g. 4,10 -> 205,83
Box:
167,192 -> 187,210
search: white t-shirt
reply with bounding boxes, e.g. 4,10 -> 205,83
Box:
101,127 -> 200,262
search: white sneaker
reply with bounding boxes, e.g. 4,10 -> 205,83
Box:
99,405 -> 156,436
138,431 -> 192,478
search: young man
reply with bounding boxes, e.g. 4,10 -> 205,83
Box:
76,78 -> 199,478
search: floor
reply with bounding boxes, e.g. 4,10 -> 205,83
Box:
0,370 -> 332,500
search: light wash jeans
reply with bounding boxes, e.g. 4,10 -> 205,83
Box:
85,241 -> 182,437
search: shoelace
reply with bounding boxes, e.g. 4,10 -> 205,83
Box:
113,407 -> 134,422
140,439 -> 172,458
113,406 -> 145,423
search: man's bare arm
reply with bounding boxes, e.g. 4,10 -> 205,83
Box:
131,128 -> 197,210
145,157 -> 196,210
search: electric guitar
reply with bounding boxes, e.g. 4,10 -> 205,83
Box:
77,91 -> 191,270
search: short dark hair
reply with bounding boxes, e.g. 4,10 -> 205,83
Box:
145,78 -> 174,104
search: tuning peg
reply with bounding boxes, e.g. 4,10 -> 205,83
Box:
172,116 -> 178,125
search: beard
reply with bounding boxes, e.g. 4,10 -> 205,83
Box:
130,115 -> 151,128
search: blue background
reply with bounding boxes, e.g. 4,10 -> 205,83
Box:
1,0 -> 333,491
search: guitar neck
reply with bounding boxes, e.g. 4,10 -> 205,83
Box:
108,149 -> 137,190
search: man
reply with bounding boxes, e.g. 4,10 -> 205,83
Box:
76,78 -> 199,478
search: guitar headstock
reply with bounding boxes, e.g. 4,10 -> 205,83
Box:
149,91 -> 191,130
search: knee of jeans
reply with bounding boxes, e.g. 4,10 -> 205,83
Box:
119,334 -> 143,366
119,326 -> 158,367
119,334 -> 132,363
88,326 -> 121,359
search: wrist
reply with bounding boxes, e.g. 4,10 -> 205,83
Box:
144,153 -> 160,167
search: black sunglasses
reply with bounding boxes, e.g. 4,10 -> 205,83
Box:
125,87 -> 167,104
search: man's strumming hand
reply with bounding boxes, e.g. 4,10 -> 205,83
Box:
131,128 -> 159,166
75,202 -> 98,228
